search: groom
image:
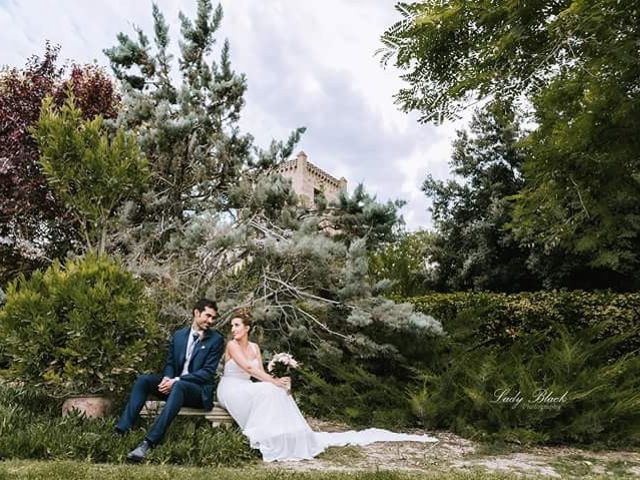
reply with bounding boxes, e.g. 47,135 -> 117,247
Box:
116,298 -> 224,462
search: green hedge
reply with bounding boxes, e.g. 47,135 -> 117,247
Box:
403,291 -> 640,447
408,290 -> 640,351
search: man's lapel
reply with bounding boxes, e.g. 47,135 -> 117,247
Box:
188,331 -> 208,369
188,329 -> 218,369
177,328 -> 190,370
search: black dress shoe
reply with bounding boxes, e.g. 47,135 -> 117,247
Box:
126,439 -> 153,462
113,427 -> 126,437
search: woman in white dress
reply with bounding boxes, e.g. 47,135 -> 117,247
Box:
216,312 -> 438,462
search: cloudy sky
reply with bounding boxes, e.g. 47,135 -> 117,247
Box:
0,0 -> 463,230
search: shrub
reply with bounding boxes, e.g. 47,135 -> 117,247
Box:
408,291 -> 640,353
409,319 -> 640,447
287,290 -> 640,446
294,309 -> 442,429
297,360 -> 415,428
0,254 -> 163,397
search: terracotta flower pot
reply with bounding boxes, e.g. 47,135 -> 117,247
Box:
62,395 -> 113,418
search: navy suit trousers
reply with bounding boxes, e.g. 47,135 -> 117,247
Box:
116,374 -> 204,444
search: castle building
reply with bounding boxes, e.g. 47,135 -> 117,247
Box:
277,151 -> 347,209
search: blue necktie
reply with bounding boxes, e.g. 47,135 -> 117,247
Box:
186,333 -> 200,370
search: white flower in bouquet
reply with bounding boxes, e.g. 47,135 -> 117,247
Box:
267,352 -> 300,378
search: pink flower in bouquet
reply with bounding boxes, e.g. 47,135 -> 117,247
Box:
267,352 -> 300,378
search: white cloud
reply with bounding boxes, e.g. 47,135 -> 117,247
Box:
395,123 -> 458,229
0,0 -> 460,230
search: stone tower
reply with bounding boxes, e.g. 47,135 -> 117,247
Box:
277,151 -> 348,209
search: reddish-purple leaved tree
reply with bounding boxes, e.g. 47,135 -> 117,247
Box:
0,43 -> 120,283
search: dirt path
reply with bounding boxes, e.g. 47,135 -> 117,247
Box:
260,419 -> 640,478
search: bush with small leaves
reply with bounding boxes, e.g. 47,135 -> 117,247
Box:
0,255 -> 163,397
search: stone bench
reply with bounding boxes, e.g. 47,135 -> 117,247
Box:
140,400 -> 234,427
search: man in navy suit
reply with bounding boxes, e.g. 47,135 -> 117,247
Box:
116,298 -> 224,462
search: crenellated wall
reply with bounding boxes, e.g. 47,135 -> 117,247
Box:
277,151 -> 347,209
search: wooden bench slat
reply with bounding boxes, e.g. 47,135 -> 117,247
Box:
141,400 -> 235,427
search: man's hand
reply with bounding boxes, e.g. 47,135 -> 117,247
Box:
158,376 -> 177,394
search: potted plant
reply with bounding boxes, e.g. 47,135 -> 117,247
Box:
0,254 -> 162,417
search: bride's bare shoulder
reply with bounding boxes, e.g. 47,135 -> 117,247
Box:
225,339 -> 240,354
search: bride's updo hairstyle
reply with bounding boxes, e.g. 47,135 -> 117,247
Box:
233,307 -> 253,331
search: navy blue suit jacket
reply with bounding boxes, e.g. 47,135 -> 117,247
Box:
162,327 -> 225,410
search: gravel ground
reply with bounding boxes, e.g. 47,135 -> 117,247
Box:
258,419 -> 640,478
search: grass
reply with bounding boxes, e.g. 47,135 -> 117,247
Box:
0,460 -> 547,480
317,446 -> 367,465
605,459 -> 640,478
549,455 -> 596,478
1,384 -> 638,478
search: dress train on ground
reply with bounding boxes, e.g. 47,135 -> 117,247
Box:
216,358 -> 438,462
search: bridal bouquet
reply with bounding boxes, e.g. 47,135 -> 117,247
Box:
267,352 -> 300,378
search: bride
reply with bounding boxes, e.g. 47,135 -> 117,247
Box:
216,312 -> 438,462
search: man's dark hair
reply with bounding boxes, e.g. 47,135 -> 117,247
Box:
193,298 -> 218,315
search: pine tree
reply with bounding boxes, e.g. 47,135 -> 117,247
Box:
102,0 -> 443,372
103,0 -> 304,253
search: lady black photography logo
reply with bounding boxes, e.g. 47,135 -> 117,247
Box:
490,388 -> 570,410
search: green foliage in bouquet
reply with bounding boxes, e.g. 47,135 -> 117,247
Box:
0,255 -> 162,397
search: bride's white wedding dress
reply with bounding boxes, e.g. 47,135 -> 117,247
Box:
216,356 -> 438,462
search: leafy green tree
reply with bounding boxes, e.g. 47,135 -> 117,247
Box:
370,230 -> 434,297
382,1 -> 640,287
511,69 -> 640,281
33,97 -> 149,255
0,44 -> 120,283
380,0 -> 639,124
423,100 -> 538,292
